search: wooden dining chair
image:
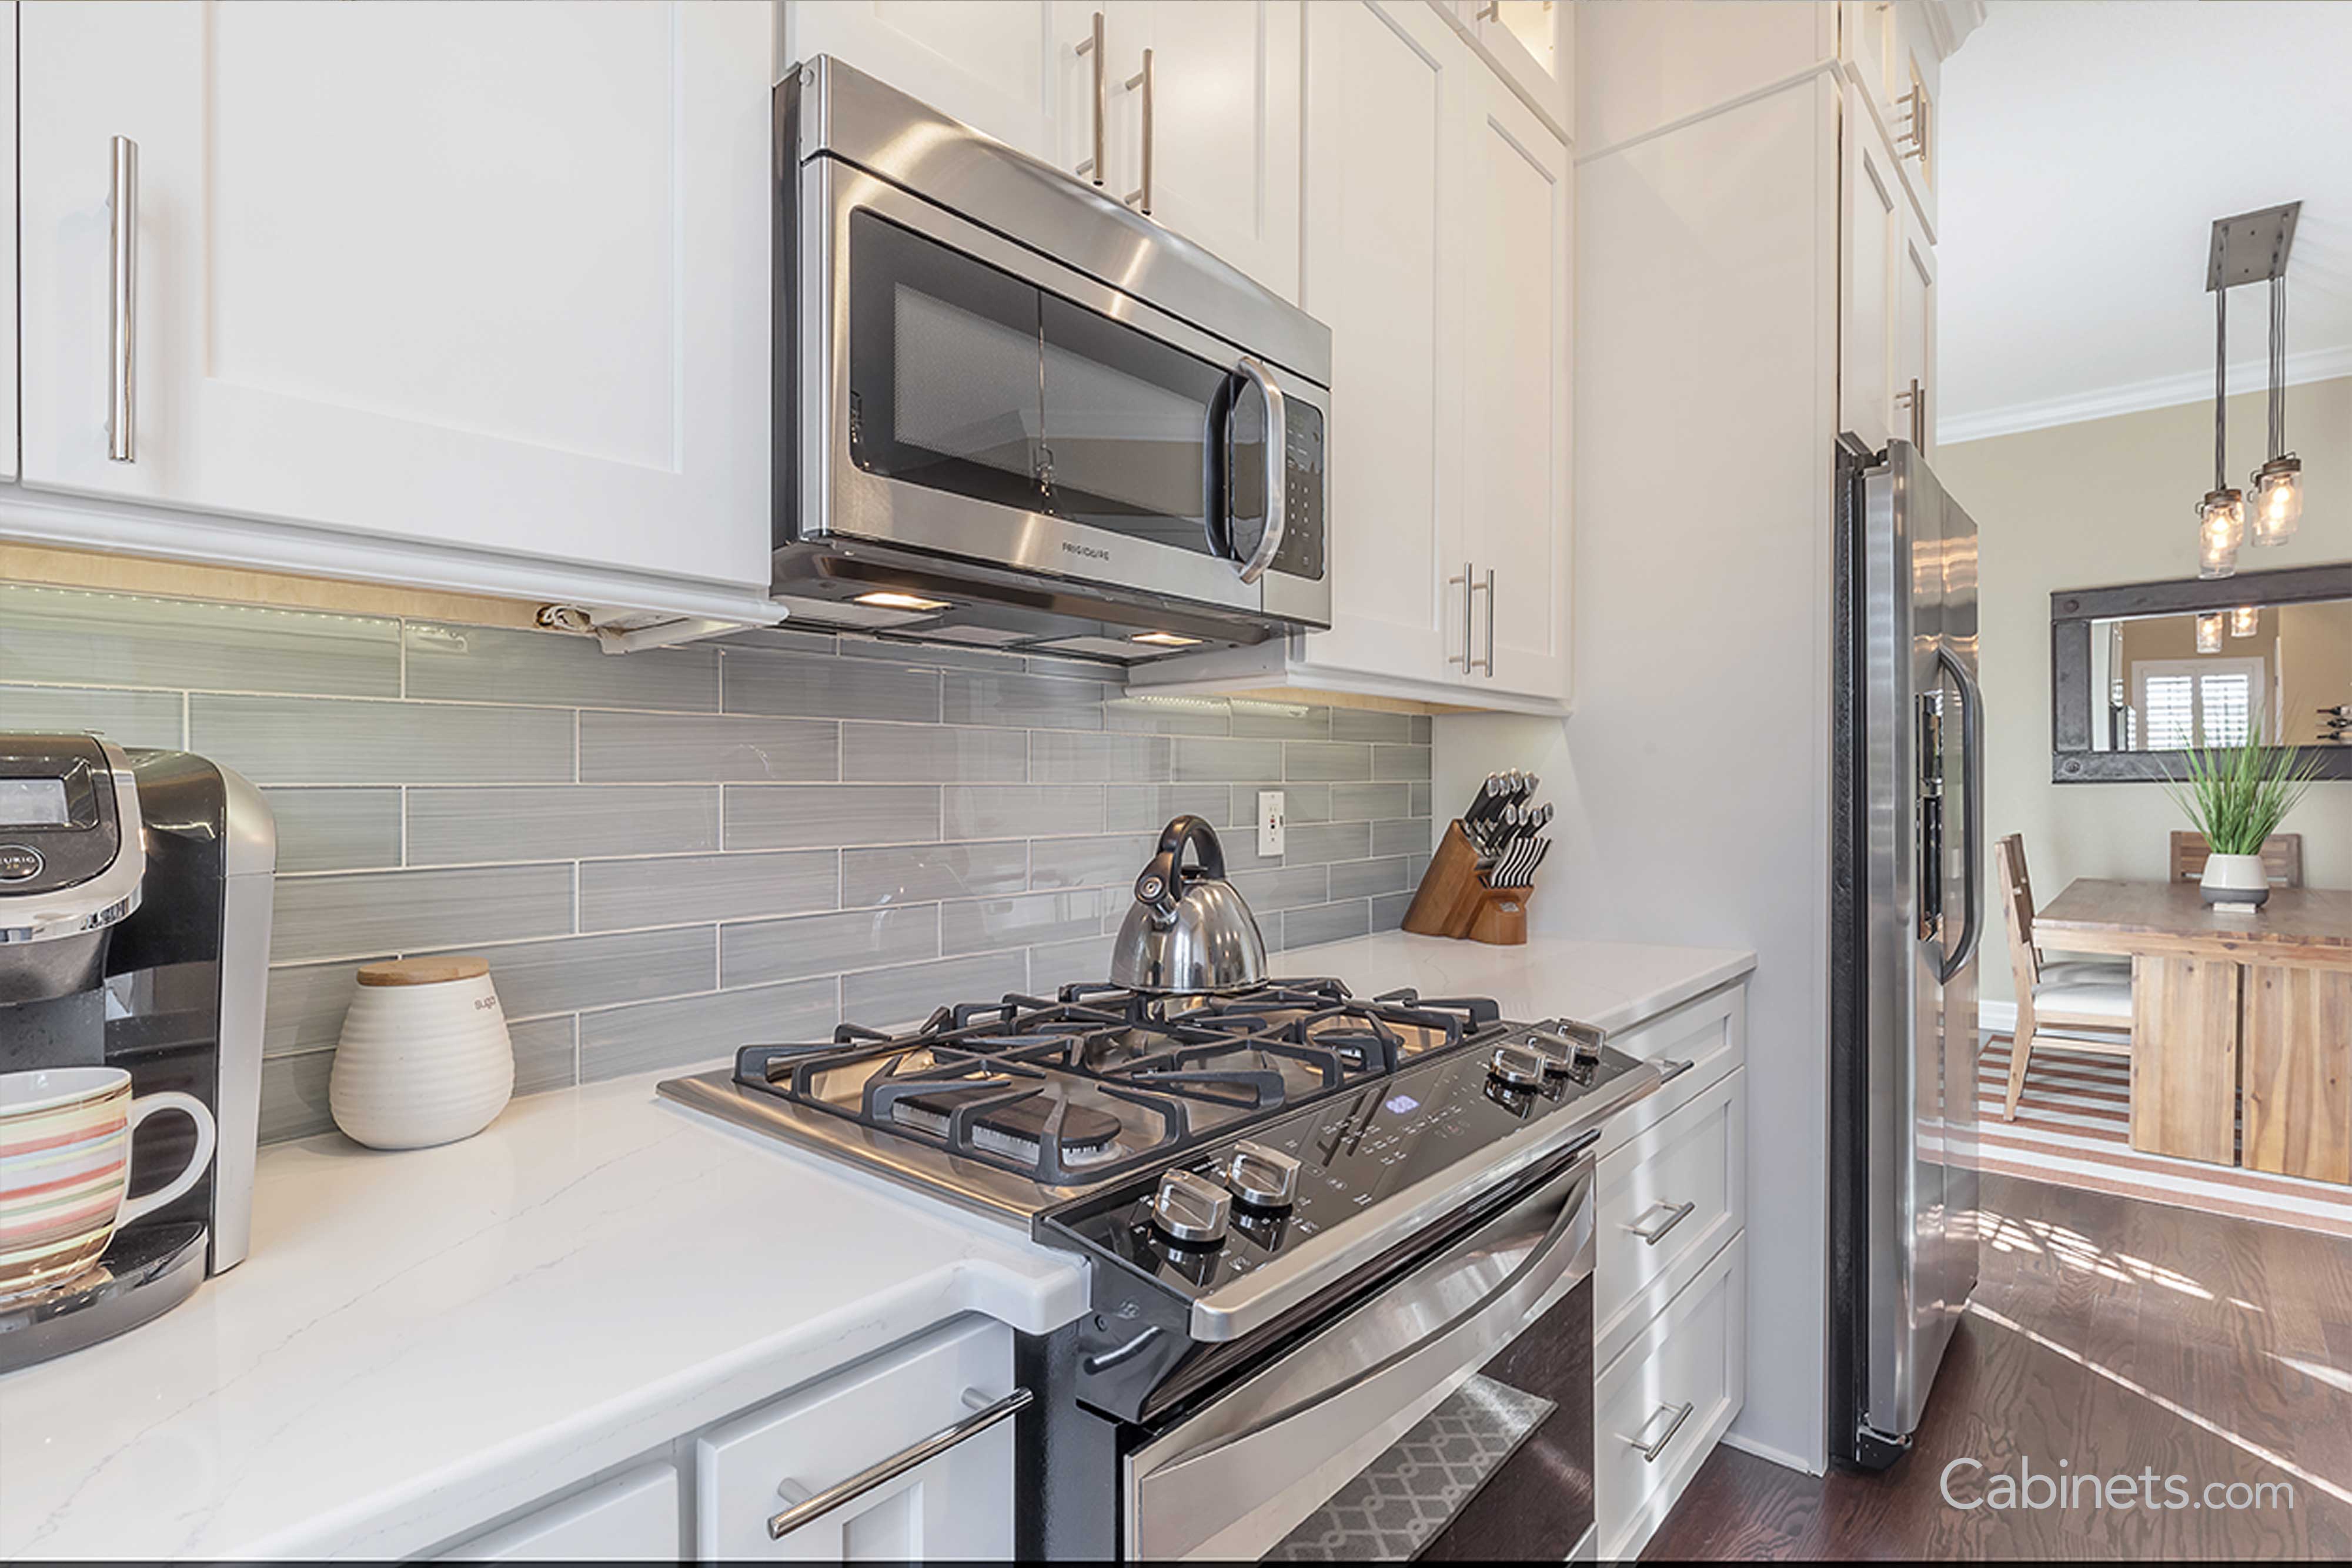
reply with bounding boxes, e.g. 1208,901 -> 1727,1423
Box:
2169,831 -> 2304,888
1996,834 -> 2132,1121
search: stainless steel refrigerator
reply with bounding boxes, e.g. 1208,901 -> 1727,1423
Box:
1830,436 -> 1983,1470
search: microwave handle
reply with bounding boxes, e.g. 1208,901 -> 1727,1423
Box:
1230,356 -> 1288,584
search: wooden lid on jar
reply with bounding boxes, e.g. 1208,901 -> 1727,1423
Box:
356,956 -> 491,987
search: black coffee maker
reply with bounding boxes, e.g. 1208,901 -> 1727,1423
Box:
0,733 -> 275,1369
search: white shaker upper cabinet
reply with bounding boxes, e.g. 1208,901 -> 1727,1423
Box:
1895,197 -> 1937,458
1456,0 -> 1573,141
18,0 -> 773,592
1839,82 -> 1899,453
1104,1 -> 1302,301
0,1 -> 17,483
784,1 -> 1095,170
1295,0 -> 1471,689
1459,67 -> 1570,704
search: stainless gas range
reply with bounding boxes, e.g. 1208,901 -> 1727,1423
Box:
660,978 -> 1659,1560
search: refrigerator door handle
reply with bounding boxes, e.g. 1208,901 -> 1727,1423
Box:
1935,645 -> 1984,983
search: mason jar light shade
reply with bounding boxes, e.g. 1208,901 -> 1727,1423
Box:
2197,612 -> 2226,654
2252,454 -> 2303,545
2198,490 -> 2244,579
2230,605 -> 2261,638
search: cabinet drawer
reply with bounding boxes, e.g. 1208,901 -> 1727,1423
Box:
1594,1069 -> 1743,1366
696,1318 -> 1017,1562
1594,1234 -> 1746,1561
437,1463 -> 681,1562
1598,982 -> 1744,1157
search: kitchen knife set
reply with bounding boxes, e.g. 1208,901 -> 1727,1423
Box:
1399,770 -> 1555,947
1459,770 -> 1552,889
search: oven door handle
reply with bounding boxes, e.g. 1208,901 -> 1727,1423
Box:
1124,1154 -> 1595,1560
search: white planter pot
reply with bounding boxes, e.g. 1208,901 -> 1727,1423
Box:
330,957 -> 514,1150
2200,851 -> 2271,911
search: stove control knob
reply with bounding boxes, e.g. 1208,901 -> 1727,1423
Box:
1224,1140 -> 1301,1209
1151,1169 -> 1232,1246
1488,1042 -> 1546,1090
1534,1020 -> 1606,1068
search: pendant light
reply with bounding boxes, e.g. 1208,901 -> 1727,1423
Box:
2251,273 -> 2302,544
2230,605 -> 2261,638
2200,203 -> 2301,577
2197,611 -> 2226,654
2197,285 -> 2245,580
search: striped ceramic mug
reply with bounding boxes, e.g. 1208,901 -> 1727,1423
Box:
0,1067 -> 216,1299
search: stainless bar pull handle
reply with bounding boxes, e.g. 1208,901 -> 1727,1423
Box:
1481,566 -> 1496,676
108,135 -> 138,463
1656,1056 -> 1697,1085
1624,1199 -> 1696,1246
767,1387 -> 1032,1539
1895,377 -> 1925,449
1125,48 -> 1154,213
1075,13 -> 1105,184
1629,1400 -> 1696,1463
1448,563 -> 1485,670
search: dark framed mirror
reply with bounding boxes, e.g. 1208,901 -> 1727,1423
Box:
2052,562 -> 2352,782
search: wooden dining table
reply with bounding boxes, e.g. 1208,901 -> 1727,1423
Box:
2034,879 -> 2352,1182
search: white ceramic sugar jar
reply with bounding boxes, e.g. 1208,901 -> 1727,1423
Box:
330,957 -> 515,1150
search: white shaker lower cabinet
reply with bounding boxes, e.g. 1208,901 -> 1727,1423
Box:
697,1317 -> 1017,1560
436,1464 -> 684,1563
15,0 -> 776,615
1591,980 -> 1749,1560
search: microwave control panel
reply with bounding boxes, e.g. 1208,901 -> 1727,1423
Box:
1271,402 -> 1325,581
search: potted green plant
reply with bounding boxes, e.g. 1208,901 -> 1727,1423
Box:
2165,720 -> 2323,911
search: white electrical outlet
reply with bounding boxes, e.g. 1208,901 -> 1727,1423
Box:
1258,789 -> 1286,857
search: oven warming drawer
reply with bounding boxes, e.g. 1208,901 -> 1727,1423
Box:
1121,1159 -> 1597,1560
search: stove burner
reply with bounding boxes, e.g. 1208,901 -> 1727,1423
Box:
729,978 -> 1506,1188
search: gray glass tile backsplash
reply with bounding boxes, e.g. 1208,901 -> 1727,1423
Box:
0,583 -> 1435,1144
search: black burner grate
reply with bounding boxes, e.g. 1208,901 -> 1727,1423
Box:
730,978 -> 1505,1186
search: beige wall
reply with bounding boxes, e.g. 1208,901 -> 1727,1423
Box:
1937,373 -> 2352,1004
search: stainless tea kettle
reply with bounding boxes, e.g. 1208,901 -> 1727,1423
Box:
1108,816 -> 1268,994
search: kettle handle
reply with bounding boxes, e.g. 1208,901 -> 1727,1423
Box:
1135,815 -> 1227,916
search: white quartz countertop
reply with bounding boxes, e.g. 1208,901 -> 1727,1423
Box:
0,934 -> 1749,1561
0,1068 -> 1088,1562
1286,931 -> 1755,1035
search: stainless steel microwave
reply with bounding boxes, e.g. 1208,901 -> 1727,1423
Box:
771,55 -> 1332,664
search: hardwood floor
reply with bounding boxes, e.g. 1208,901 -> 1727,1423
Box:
1645,1172 -> 2352,1559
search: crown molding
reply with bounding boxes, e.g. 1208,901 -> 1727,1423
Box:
1939,345 -> 2352,445
1920,0 -> 1989,63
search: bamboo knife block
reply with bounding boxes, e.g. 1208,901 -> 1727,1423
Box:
1401,820 -> 1532,945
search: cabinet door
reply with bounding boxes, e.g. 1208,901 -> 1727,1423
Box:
1839,82 -> 1898,452
1461,72 -> 1570,703
697,1319 -> 1015,1560
0,1 -> 16,482
1461,0 -> 1573,140
1111,0 -> 1301,300
1887,2 -> 1940,232
19,1 -> 771,590
1298,0 -> 1469,687
439,1464 -> 682,1563
786,1 -> 1087,170
1895,200 -> 1936,456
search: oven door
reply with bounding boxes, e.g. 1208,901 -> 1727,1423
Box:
797,157 -> 1327,619
1122,1159 -> 1596,1561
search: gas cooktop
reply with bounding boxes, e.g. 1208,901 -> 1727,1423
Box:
659,979 -> 1505,1221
